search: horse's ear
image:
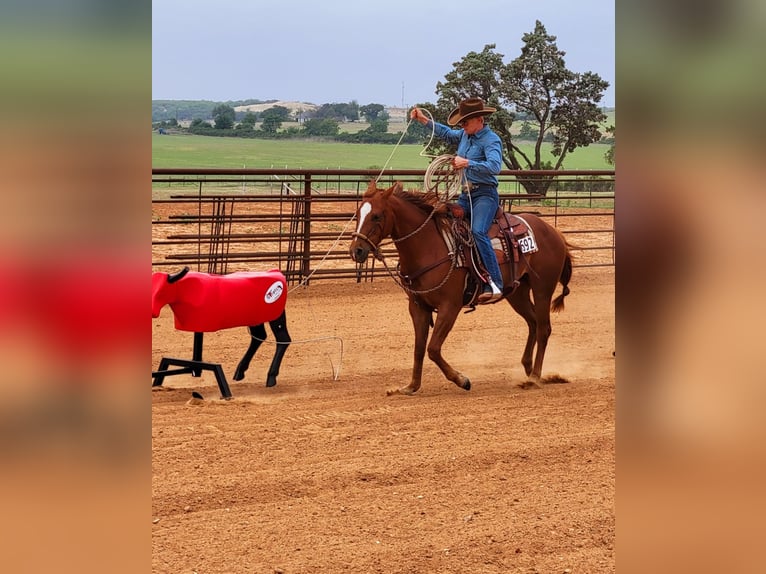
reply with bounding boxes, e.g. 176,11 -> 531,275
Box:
382,182 -> 400,200
365,180 -> 378,196
382,181 -> 402,199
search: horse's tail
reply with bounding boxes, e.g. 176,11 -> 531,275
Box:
551,244 -> 573,313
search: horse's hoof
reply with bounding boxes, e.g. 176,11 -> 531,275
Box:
232,370 -> 244,382
387,387 -> 415,396
518,379 -> 543,390
462,379 -> 471,391
265,377 -> 277,388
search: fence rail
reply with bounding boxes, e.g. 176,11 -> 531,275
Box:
152,168 -> 615,284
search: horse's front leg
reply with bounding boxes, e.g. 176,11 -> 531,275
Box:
387,299 -> 431,396
428,304 -> 471,391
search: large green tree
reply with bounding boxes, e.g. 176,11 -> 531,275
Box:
428,21 -> 609,195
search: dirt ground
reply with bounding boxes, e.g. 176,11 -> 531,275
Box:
152,266 -> 614,574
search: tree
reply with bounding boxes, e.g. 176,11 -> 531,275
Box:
313,101 -> 359,122
212,104 -> 236,129
190,118 -> 212,128
237,112 -> 257,129
360,103 -> 385,122
364,111 -> 389,134
604,125 -> 615,166
431,23 -> 609,195
366,119 -> 388,134
259,108 -> 285,133
518,121 -> 538,140
302,118 -> 340,137
264,105 -> 291,122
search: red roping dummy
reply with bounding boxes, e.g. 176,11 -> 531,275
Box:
151,267 -> 287,332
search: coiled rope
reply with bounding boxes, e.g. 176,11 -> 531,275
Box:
424,153 -> 464,202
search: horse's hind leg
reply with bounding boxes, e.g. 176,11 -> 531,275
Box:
508,280 -> 537,381
233,324 -> 267,381
524,282 -> 559,388
265,311 -> 291,387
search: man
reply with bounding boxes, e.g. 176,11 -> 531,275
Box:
410,98 -> 504,303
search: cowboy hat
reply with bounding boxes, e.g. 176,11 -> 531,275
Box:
447,97 -> 496,126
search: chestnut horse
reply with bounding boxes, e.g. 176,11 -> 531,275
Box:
349,180 -> 572,395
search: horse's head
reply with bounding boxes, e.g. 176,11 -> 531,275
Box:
349,180 -> 401,263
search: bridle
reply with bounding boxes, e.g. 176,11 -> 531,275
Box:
351,201 -> 459,295
351,194 -> 445,253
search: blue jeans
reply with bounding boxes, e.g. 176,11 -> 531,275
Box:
457,187 -> 503,289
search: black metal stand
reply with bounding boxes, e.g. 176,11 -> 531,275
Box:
152,332 -> 233,399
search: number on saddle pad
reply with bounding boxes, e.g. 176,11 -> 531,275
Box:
518,234 -> 538,254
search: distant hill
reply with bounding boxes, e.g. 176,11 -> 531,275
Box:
233,100 -> 318,115
151,99 -> 309,122
152,99 -> 410,124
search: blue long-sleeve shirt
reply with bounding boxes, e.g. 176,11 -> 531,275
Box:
428,120 -> 503,186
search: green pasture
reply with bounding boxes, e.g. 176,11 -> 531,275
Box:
152,133 -> 614,171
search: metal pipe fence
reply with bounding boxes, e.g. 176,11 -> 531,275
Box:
152,168 -> 614,285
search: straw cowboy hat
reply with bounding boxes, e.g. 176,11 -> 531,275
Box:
447,97 -> 497,126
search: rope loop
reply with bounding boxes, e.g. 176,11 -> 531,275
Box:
424,154 -> 464,202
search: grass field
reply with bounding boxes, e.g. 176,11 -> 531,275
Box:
152,133 -> 614,171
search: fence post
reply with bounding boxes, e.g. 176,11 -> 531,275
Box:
302,174 -> 312,284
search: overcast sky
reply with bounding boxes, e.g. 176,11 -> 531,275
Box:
152,0 -> 614,108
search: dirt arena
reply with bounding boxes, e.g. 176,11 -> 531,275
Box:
152,266 -> 614,573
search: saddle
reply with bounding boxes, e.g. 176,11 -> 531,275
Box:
447,204 -> 538,307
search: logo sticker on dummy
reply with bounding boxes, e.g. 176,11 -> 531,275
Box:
264,281 -> 284,304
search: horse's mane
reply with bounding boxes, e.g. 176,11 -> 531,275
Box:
393,188 -> 452,234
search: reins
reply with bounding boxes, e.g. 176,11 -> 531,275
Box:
350,196 -> 460,296
377,247 -> 458,296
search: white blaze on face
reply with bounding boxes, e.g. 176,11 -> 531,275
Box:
356,202 -> 372,234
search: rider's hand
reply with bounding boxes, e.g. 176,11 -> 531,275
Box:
452,156 -> 469,169
410,108 -> 427,125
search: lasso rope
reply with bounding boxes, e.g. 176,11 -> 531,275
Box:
287,215 -> 356,294
245,332 -> 344,381
274,214 -> 356,381
272,108 -> 465,377
375,108 -> 464,199
424,154 -> 465,202
375,116 -> 416,183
